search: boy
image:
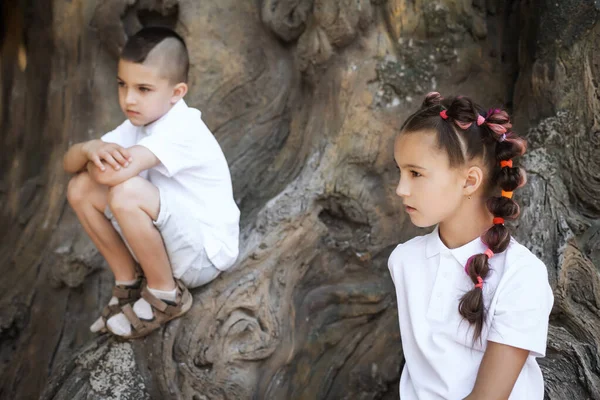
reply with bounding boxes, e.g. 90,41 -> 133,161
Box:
63,27 -> 240,339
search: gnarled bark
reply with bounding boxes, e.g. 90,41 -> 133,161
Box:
1,0 -> 599,399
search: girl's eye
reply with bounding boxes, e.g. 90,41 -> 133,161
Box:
117,81 -> 125,87
139,87 -> 150,92
411,170 -> 421,178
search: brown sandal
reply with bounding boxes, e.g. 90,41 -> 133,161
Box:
93,281 -> 143,333
108,279 -> 193,339
93,266 -> 144,333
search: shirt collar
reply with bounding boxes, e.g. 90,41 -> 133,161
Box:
142,99 -> 189,135
425,225 -> 487,267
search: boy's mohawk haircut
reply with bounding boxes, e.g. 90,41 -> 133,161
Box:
121,26 -> 189,83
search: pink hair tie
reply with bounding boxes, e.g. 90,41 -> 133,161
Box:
475,276 -> 483,289
440,110 -> 448,120
484,248 -> 494,258
499,133 -> 507,142
464,254 -> 477,275
476,114 -> 485,126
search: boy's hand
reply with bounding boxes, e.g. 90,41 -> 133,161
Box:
82,140 -> 133,172
85,145 -> 159,187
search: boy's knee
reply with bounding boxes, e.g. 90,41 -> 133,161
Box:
67,172 -> 93,206
108,177 -> 145,212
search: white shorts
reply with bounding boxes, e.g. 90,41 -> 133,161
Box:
104,188 -> 221,289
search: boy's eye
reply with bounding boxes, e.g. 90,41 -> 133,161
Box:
139,87 -> 150,92
410,170 -> 421,178
117,81 -> 125,87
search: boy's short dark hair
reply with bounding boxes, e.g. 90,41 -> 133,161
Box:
121,26 -> 189,84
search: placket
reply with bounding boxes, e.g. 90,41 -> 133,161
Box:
426,249 -> 455,321
136,126 -> 150,180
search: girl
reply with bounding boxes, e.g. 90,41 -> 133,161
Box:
388,92 -> 554,399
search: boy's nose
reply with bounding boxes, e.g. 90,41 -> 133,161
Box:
125,90 -> 137,105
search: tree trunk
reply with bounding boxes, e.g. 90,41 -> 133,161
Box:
0,0 -> 599,399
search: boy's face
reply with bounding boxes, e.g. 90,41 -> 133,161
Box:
117,60 -> 183,126
393,131 -> 467,228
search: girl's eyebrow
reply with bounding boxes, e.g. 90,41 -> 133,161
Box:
400,163 -> 427,170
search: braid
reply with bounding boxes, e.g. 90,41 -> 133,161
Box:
456,106 -> 527,343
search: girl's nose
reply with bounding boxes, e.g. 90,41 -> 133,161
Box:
396,178 -> 409,198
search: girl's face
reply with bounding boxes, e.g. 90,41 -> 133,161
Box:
393,131 -> 468,228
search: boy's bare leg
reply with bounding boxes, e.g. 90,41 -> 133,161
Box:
68,172 -> 145,332
106,177 -> 175,291
104,176 -> 179,337
67,172 -> 137,281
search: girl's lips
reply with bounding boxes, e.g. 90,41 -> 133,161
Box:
405,205 -> 417,213
126,110 -> 140,115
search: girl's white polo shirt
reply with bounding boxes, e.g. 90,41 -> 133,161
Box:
388,226 -> 554,400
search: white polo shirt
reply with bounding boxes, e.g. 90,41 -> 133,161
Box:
388,226 -> 554,400
101,100 -> 240,271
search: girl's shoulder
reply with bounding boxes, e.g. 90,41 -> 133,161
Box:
388,231 -> 433,267
501,237 -> 550,283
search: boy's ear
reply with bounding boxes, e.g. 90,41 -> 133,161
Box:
463,165 -> 484,197
170,82 -> 188,104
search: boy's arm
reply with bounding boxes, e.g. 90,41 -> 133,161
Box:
87,145 -> 159,187
63,142 -> 91,174
463,341 -> 529,400
64,139 -> 132,174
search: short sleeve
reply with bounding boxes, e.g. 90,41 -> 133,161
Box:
101,120 -> 136,148
388,244 -> 404,285
487,258 -> 554,357
137,124 -> 213,177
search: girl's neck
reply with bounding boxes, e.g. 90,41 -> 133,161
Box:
438,196 -> 493,249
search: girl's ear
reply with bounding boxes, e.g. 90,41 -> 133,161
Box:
170,82 -> 188,104
463,165 -> 484,197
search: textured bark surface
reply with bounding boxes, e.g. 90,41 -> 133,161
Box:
0,0 -> 599,399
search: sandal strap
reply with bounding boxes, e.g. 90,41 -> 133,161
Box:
141,288 -> 170,314
113,285 -> 139,299
102,304 -> 122,318
175,279 -> 187,297
173,280 -> 188,303
122,304 -> 145,331
141,281 -> 190,317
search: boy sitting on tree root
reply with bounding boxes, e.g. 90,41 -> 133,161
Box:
63,27 -> 240,339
